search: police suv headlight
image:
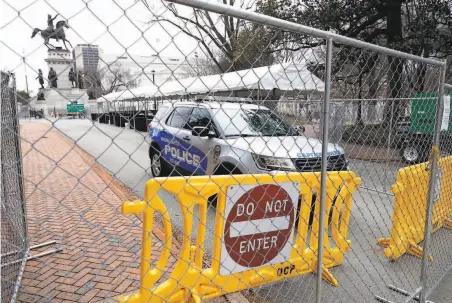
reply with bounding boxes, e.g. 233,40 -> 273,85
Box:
252,154 -> 296,171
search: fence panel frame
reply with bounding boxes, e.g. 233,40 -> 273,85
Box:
164,1 -> 448,302
418,61 -> 447,303
1,71 -> 29,303
2,0 -> 452,302
423,81 -> 452,300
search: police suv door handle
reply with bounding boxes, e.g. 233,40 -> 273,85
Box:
182,136 -> 190,141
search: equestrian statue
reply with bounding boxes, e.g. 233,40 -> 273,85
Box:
31,14 -> 73,50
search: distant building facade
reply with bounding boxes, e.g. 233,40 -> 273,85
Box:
72,44 -> 103,74
100,53 -> 197,87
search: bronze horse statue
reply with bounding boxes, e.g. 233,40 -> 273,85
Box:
31,20 -> 73,50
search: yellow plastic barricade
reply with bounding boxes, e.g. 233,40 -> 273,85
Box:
120,172 -> 361,303
378,154 -> 452,260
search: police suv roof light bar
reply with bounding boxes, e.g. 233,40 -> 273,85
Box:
194,95 -> 253,103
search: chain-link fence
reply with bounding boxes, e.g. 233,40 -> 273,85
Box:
424,82 -> 452,300
1,71 -> 28,303
2,0 -> 452,302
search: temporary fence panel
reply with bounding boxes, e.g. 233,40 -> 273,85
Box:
120,172 -> 360,303
1,72 -> 28,303
424,84 -> 452,298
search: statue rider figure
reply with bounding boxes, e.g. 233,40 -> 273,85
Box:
47,13 -> 59,40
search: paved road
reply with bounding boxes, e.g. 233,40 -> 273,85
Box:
429,268 -> 452,303
37,118 -> 451,303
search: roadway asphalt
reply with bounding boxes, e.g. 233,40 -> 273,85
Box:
30,118 -> 452,303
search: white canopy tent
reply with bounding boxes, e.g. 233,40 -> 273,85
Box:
97,62 -> 324,104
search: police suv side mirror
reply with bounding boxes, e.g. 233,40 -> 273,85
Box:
192,126 -> 211,137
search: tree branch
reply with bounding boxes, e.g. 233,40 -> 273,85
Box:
200,10 -> 233,55
169,19 -> 224,71
345,10 -> 387,38
161,4 -> 226,52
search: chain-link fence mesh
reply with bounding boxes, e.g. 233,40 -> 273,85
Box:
425,82 -> 452,299
1,71 -> 28,303
317,39 -> 443,303
1,0 -> 452,302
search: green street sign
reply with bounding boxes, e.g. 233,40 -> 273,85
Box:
67,104 -> 85,113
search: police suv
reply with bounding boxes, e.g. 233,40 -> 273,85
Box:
148,97 -> 348,177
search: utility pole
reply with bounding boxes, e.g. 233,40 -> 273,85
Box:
195,50 -> 199,76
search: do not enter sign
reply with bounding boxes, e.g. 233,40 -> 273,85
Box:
220,182 -> 299,275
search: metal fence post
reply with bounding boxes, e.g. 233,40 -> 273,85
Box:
419,62 -> 447,303
387,100 -> 394,159
316,37 -> 333,303
145,99 -> 148,127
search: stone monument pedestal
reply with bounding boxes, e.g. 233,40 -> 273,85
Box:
45,47 -> 73,89
36,88 -> 93,116
29,47 -> 97,116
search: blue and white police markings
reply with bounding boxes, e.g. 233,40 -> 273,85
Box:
296,149 -> 342,158
164,144 -> 201,167
157,132 -> 207,174
151,127 -> 160,137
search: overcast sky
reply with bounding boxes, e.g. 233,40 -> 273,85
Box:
1,0 -> 203,93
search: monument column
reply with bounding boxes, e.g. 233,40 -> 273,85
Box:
44,47 -> 73,89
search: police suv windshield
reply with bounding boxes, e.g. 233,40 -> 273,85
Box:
212,108 -> 298,137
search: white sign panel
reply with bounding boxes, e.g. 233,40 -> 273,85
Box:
220,182 -> 299,276
441,95 -> 450,131
433,167 -> 443,202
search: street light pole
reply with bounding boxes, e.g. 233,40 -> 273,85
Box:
151,70 -> 156,113
23,49 -> 29,97
194,51 -> 199,75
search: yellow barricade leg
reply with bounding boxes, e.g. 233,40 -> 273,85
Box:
309,260 -> 339,286
444,218 -> 452,229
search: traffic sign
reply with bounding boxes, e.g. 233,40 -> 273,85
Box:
67,104 -> 84,113
220,182 -> 299,275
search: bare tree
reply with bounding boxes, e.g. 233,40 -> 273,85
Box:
144,0 -> 263,73
182,53 -> 222,77
84,63 -> 140,97
16,89 -> 31,105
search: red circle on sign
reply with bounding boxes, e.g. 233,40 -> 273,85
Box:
224,184 -> 295,268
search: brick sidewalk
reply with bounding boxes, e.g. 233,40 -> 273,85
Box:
18,122 -> 177,302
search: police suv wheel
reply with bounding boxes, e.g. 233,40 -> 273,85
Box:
150,147 -> 170,177
401,145 -> 423,164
